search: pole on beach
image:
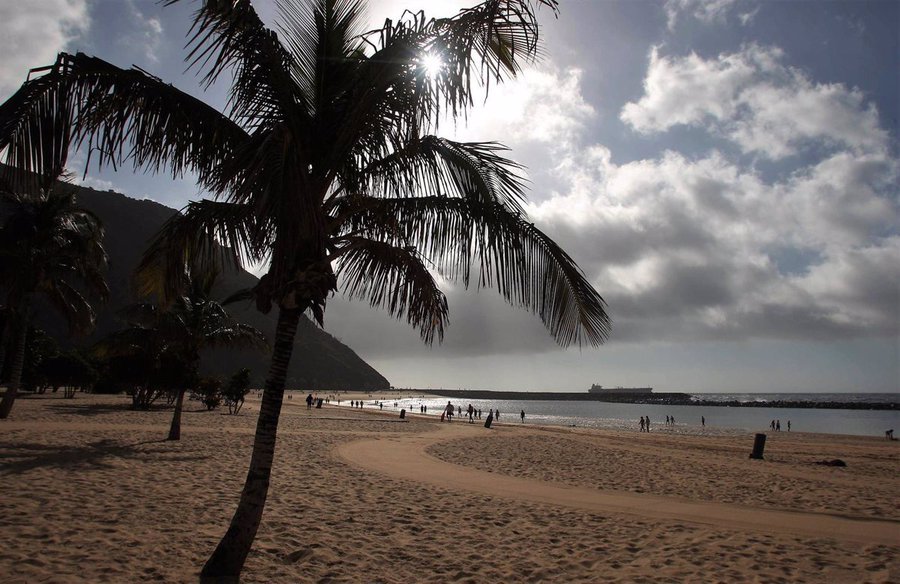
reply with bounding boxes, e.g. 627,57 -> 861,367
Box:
749,433 -> 767,459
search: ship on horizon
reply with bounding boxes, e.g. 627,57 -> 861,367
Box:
589,384 -> 653,395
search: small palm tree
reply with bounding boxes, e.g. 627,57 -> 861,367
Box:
0,182 -> 109,418
0,0 -> 609,578
97,271 -> 266,439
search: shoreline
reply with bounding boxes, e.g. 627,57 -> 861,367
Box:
416,388 -> 899,410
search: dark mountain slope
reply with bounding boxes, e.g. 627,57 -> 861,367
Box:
40,184 -> 390,391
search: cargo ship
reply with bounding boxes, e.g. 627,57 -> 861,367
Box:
589,384 -> 653,395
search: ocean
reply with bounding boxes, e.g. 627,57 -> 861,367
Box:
349,393 -> 899,437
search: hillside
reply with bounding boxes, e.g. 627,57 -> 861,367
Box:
39,183 -> 390,391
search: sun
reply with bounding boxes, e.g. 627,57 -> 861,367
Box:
419,52 -> 443,80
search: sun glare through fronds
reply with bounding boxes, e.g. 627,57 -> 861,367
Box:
420,52 -> 443,80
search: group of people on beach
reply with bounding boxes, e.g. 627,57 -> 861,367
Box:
434,401 -> 526,426
640,415 -> 700,432
770,419 -> 790,431
440,401 -> 488,423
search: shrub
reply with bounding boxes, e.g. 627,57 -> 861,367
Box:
223,368 -> 252,415
196,377 -> 223,411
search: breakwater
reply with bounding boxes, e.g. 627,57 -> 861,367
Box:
426,390 -> 898,410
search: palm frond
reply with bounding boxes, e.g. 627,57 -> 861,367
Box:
2,52 -> 248,188
43,280 -> 97,335
335,236 -> 448,344
276,0 -> 368,118
333,196 -> 609,346
203,321 -> 269,351
136,199 -> 266,303
0,58 -> 74,194
165,0 -> 299,128
353,136 -> 526,213
352,0 -> 557,128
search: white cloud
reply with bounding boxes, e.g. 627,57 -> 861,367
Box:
738,5 -> 760,26
0,0 -> 89,98
664,0 -> 742,30
620,45 -> 762,134
73,175 -> 116,192
450,65 -> 597,149
123,0 -> 164,63
621,44 -> 889,159
527,142 -> 899,343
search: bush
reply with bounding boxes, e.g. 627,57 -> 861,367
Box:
223,368 -> 252,414
196,377 -> 223,411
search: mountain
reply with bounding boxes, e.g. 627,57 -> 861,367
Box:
41,183 -> 390,391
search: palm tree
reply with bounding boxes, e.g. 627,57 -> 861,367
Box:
0,0 -> 609,578
0,183 -> 109,418
0,39 -> 108,418
97,271 -> 266,439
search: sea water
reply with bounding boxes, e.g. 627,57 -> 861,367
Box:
354,393 -> 899,437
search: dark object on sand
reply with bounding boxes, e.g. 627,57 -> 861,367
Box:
749,433 -> 766,459
400,409 -> 406,419
887,429 -> 895,440
316,399 -> 323,409
815,459 -> 847,467
484,413 -> 494,428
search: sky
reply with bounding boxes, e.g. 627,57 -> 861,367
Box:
1,0 -> 897,393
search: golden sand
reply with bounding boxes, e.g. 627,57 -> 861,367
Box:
1,393 -> 897,583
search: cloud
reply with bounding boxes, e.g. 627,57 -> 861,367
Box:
322,51 -> 898,359
620,44 -> 889,158
0,0 -> 90,98
122,0 -> 164,63
528,143 -> 899,343
450,65 -> 597,149
73,175 -> 116,192
664,0 -> 743,30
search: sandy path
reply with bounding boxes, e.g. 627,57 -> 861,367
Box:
337,422 -> 900,546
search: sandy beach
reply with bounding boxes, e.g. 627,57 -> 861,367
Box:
1,393 -> 897,583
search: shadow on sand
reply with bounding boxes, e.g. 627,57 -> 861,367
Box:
0,438 -> 209,475
44,401 -> 135,417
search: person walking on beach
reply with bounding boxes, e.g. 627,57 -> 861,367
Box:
639,416 -> 645,432
445,401 -> 454,422
520,409 -> 525,423
701,415 -> 705,427
776,420 -> 781,431
496,409 -> 500,421
306,393 -> 313,409
787,420 -> 791,431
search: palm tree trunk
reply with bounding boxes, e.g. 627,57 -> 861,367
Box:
167,387 -> 187,440
0,316 -> 10,381
0,309 -> 29,419
200,307 -> 301,582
